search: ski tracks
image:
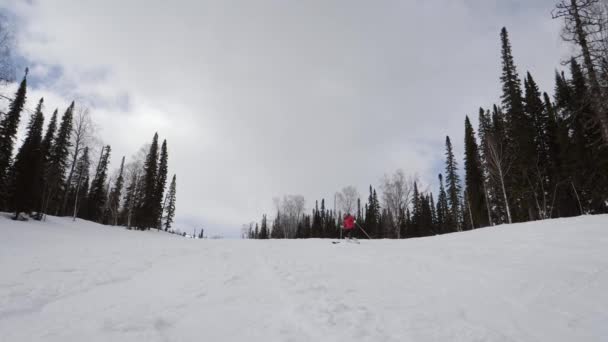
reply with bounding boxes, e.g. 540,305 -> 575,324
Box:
257,246 -> 390,342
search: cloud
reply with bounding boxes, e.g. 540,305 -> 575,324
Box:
1,0 -> 569,237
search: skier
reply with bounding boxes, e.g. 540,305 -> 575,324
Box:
342,213 -> 355,239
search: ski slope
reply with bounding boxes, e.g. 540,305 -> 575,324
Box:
1,214 -> 608,341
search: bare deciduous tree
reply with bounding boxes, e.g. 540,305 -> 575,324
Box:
380,169 -> 415,238
485,136 -> 513,224
553,0 -> 608,144
273,194 -> 306,238
336,186 -> 359,215
61,105 -> 99,214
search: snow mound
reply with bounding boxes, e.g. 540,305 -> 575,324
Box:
1,214 -> 608,341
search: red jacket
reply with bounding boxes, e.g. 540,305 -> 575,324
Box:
343,215 -> 355,230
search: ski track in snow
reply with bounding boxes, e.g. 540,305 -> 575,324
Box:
1,215 -> 608,341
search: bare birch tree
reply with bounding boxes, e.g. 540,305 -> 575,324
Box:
336,186 -> 359,215
61,105 -> 99,214
485,136 -> 513,224
380,169 -> 415,238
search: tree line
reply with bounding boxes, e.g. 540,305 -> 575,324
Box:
0,71 -> 177,231
248,0 -> 608,239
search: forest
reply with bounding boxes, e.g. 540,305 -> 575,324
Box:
0,18 -> 177,232
247,0 -> 608,240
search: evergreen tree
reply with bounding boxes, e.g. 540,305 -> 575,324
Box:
107,156 -> 125,225
154,140 -> 168,228
500,27 -> 535,222
42,102 -> 74,216
408,181 -> 421,238
259,214 -> 269,239
163,174 -> 177,231
436,174 -> 449,234
464,116 -> 488,228
444,136 -> 462,231
136,133 -> 159,229
364,186 -> 380,238
87,145 -> 111,222
9,98 -> 44,218
565,59 -> 608,213
0,71 -> 27,207
40,109 -> 57,165
524,72 -> 553,219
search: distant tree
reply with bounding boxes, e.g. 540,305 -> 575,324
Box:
107,156 -> 125,225
444,136 -> 462,231
259,214 -> 269,239
436,174 -> 449,234
336,186 -> 359,215
380,169 -> 415,238
163,174 -> 177,231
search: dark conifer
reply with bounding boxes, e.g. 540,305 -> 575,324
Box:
107,156 -> 125,225
163,174 -> 177,231
10,98 -> 44,218
154,140 -> 168,228
87,145 -> 111,222
136,133 -> 159,229
464,116 -> 488,228
42,102 -> 74,216
0,71 -> 27,207
444,136 -> 461,231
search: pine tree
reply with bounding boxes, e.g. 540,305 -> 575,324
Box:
107,156 -> 125,225
42,102 -> 74,216
9,98 -> 44,218
259,214 -> 269,239
0,71 -> 27,207
444,136 -> 462,231
499,28 -> 535,222
163,174 -> 177,231
464,116 -> 488,228
40,109 -> 57,162
436,174 -> 449,234
566,59 -> 608,213
136,133 -> 159,229
154,140 -> 168,228
524,72 -> 551,219
87,145 -> 111,222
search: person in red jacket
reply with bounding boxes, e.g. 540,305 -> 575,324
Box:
343,213 -> 355,239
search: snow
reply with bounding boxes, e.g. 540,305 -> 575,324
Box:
1,215 -> 608,341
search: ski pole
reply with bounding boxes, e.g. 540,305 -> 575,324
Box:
355,222 -> 372,239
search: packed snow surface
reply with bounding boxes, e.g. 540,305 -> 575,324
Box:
1,215 -> 608,341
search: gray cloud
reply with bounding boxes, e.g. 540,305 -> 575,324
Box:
2,0 -> 569,236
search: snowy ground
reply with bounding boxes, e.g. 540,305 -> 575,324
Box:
1,215 -> 608,341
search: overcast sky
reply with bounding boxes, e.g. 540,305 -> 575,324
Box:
1,0 -> 571,237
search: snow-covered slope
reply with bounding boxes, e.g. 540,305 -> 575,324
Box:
1,214 -> 608,341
